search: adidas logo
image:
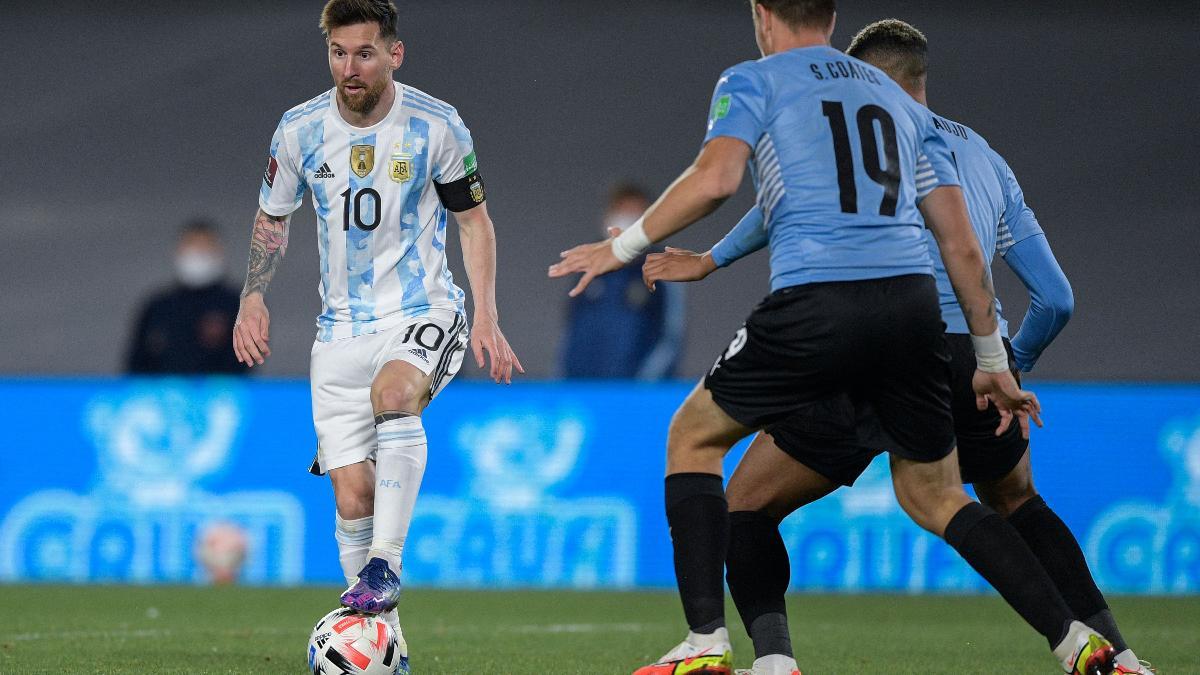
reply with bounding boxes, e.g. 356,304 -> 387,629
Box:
408,348 -> 429,363
313,162 -> 336,179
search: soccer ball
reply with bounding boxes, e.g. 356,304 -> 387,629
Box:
307,607 -> 406,675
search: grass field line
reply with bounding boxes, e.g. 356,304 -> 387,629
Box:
2,626 -> 298,643
1,621 -> 656,644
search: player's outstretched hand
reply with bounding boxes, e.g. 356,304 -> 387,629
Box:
972,369 -> 1043,439
233,292 -> 271,367
547,234 -> 626,298
642,248 -> 717,291
472,317 -> 524,384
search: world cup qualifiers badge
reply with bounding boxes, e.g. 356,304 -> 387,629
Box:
350,144 -> 375,178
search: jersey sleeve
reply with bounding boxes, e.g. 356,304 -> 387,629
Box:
914,121 -> 960,202
995,154 -> 1045,256
711,207 -> 769,268
432,110 -> 485,211
703,63 -> 768,148
258,117 -> 306,217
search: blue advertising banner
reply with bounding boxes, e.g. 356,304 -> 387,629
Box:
0,378 -> 1197,593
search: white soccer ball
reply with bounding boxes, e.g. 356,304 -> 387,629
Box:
307,608 -> 406,675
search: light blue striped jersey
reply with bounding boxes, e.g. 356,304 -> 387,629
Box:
259,81 -> 473,341
705,46 -> 959,290
923,114 -> 1044,336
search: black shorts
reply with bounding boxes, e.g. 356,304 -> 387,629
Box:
705,274 -> 956,468
766,334 -> 1028,486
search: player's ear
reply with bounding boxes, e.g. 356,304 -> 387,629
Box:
390,40 -> 405,69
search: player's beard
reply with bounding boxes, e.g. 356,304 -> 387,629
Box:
339,76 -> 389,115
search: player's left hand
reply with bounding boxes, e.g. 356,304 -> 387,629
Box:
642,247 -> 717,291
471,317 -> 524,384
547,234 -> 626,298
972,369 -> 1043,439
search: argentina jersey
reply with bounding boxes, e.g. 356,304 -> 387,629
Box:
259,81 -> 475,341
923,114 -> 1045,336
704,46 -> 959,290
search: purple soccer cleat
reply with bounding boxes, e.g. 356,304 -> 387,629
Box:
340,557 -> 403,614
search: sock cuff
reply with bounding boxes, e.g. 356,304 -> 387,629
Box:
943,501 -> 997,548
665,473 -> 725,511
376,416 -> 426,445
1006,494 -> 1049,527
335,514 -> 374,545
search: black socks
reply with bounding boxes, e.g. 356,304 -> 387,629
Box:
728,510 -> 793,658
1008,495 -> 1126,651
665,473 -> 729,634
944,502 -> 1074,648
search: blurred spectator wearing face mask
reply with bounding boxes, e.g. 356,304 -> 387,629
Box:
126,220 -> 246,374
559,182 -> 685,380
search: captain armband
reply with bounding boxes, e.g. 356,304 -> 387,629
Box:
434,170 -> 486,212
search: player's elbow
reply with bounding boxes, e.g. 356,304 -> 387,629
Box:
1047,283 -> 1075,324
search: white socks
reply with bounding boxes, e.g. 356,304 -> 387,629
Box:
688,627 -> 731,648
369,416 -> 428,574
1053,620 -> 1100,672
334,514 -> 373,586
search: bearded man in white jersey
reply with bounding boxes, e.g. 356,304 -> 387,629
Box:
233,0 -> 522,651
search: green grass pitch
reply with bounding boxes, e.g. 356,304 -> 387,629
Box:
0,586 -> 1195,674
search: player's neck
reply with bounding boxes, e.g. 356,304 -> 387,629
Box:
907,87 -> 929,106
337,80 -> 397,128
764,29 -> 829,55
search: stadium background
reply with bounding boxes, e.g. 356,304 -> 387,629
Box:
0,1 -> 1197,672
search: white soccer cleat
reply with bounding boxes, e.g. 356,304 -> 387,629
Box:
632,627 -> 734,674
734,653 -> 802,675
1113,649 -> 1155,674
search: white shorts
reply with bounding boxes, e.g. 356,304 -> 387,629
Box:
309,309 -> 468,475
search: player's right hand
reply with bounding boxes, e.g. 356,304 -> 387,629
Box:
233,293 -> 271,367
971,369 -> 1042,439
642,248 -> 717,291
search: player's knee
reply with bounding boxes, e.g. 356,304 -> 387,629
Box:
894,483 -> 968,536
978,483 -> 1037,518
373,380 -> 424,415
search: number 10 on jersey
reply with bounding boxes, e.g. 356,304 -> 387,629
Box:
341,188 -> 382,232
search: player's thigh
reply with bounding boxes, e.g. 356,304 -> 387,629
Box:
944,334 -> 1029,484
889,449 -> 972,537
759,394 -> 880,487
726,431 -> 841,521
370,311 -> 469,414
973,449 -> 1038,517
865,275 -> 958,467
666,381 -> 754,474
703,285 -> 854,432
310,336 -> 378,477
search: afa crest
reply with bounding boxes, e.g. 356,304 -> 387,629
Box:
469,179 -> 484,204
390,154 -> 413,183
350,144 -> 375,178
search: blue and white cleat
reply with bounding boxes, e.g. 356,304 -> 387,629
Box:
340,557 -> 403,615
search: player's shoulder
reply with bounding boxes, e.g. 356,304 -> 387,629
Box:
276,88 -> 335,130
397,82 -> 464,127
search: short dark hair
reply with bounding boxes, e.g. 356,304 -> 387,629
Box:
180,218 -> 219,238
847,19 -> 928,89
320,0 -> 399,42
751,0 -> 836,30
608,181 -> 651,206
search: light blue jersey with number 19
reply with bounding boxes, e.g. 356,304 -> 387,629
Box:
704,46 -> 959,291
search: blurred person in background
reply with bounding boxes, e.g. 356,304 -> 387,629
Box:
559,182 -> 685,379
126,220 -> 245,375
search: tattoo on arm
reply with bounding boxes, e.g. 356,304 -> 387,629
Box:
242,210 -> 290,297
